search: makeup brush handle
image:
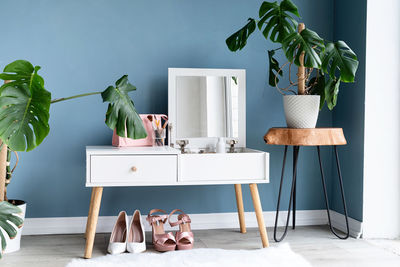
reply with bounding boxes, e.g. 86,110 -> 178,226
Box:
162,121 -> 168,129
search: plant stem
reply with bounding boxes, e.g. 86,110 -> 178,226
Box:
0,141 -> 7,202
51,91 -> 102,104
4,149 -> 11,201
271,47 -> 282,52
297,23 -> 306,95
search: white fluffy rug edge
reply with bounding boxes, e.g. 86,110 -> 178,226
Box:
67,244 -> 311,267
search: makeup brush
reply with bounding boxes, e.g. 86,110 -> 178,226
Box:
147,115 -> 156,130
154,114 -> 160,129
161,115 -> 168,129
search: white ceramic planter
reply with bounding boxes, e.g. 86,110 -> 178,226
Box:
4,200 -> 26,254
283,95 -> 320,128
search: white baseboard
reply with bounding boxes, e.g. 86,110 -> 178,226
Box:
329,210 -> 363,238
21,209 -> 362,238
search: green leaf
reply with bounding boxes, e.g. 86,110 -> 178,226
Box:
101,75 -> 147,140
4,60 -> 34,74
308,72 -> 326,110
257,0 -> 299,43
232,76 -> 237,85
282,28 -> 325,68
0,201 -> 23,254
0,60 -> 51,151
268,49 -> 282,87
226,18 -> 256,51
0,220 -> 16,242
321,40 -> 359,82
324,77 -> 341,110
0,60 -> 37,94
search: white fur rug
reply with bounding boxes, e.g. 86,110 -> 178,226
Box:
67,244 -> 311,267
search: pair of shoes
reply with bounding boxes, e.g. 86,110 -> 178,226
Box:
146,209 -> 194,252
107,210 -> 146,254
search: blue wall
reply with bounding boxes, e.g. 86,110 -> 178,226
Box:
0,0 -> 336,218
331,0 -> 367,221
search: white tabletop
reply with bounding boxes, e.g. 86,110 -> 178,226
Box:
86,146 -> 180,155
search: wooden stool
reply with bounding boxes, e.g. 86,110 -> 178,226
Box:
264,128 -> 350,242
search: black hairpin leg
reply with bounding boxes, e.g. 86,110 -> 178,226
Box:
274,146 -> 300,242
317,146 -> 349,239
293,147 -> 297,229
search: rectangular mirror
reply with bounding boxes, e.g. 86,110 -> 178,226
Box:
176,75 -> 239,139
169,68 -> 246,149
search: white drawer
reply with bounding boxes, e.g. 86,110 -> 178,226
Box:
179,151 -> 268,183
90,155 -> 177,185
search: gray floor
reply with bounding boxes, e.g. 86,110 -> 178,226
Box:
2,226 -> 400,266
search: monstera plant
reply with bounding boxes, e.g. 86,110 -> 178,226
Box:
0,202 -> 22,258
0,59 -> 146,256
226,0 -> 358,128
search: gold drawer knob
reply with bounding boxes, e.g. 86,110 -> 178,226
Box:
131,166 -> 137,172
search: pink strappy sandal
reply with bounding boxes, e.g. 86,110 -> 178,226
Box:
146,209 -> 176,252
168,209 -> 194,250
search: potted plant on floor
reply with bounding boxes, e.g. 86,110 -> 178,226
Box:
0,201 -> 23,258
226,0 -> 359,128
0,59 -> 147,257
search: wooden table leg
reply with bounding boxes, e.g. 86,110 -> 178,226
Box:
249,183 -> 269,248
234,184 -> 246,233
84,187 -> 103,259
84,189 -> 95,239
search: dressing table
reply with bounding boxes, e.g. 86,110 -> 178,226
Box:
83,68 -> 270,258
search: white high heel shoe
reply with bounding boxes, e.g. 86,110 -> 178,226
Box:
127,210 -> 146,253
107,211 -> 128,254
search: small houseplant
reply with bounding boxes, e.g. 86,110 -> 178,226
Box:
226,0 -> 359,128
0,59 -> 146,256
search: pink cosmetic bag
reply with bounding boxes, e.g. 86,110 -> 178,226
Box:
112,114 -> 167,147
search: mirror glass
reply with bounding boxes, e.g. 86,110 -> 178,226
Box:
176,75 -> 239,139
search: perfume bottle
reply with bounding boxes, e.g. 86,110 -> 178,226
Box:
216,137 -> 226,153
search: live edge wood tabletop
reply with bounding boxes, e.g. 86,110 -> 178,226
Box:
264,128 -> 347,146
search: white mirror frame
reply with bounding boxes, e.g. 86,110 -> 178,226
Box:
168,68 -> 246,150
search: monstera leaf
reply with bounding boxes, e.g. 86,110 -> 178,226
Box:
324,77 -> 341,110
101,75 -> 147,140
321,41 -> 359,82
257,0 -> 299,43
0,201 -> 23,258
226,18 -> 256,51
0,60 -> 51,151
268,49 -> 282,86
308,73 -> 326,110
282,28 -> 325,68
309,73 -> 341,110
